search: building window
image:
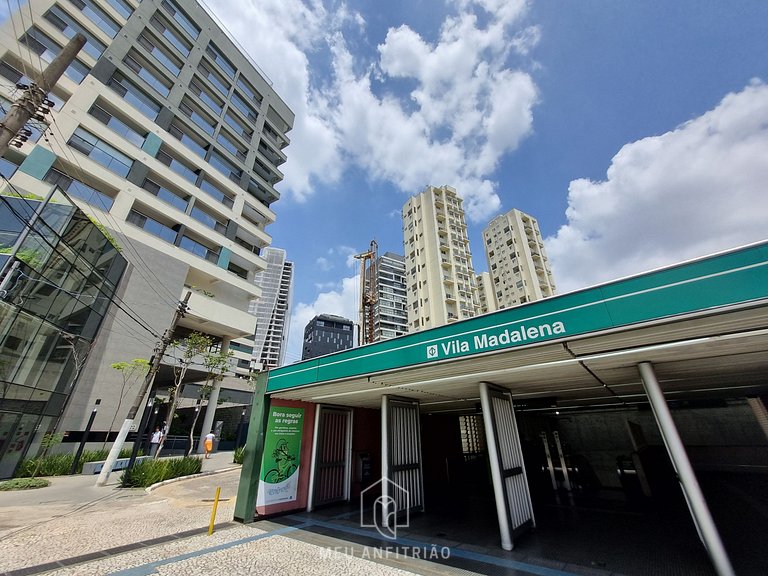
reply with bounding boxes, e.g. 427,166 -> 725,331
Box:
19,26 -> 90,83
217,130 -> 247,161
208,150 -> 242,183
156,148 -> 199,183
161,0 -> 200,39
107,72 -> 161,120
230,92 -> 258,123
179,98 -> 216,136
205,42 -> 236,79
180,235 -> 219,262
127,209 -> 177,243
0,157 -> 19,179
123,51 -> 172,97
168,120 -> 208,158
190,206 -> 226,234
89,104 -> 147,148
69,0 -> 121,38
189,78 -> 224,115
141,177 -> 189,212
149,13 -> 192,57
223,110 -> 253,142
235,75 -> 262,106
137,31 -> 182,76
68,127 -> 133,177
103,0 -> 133,19
44,6 -> 107,59
197,60 -> 230,97
44,168 -> 114,211
199,178 -> 234,209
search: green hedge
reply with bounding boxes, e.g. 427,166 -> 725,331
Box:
233,446 -> 244,464
0,477 -> 50,491
15,448 -> 139,477
120,456 -> 202,488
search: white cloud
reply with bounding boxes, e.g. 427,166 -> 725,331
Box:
206,0 -> 539,221
315,257 -> 332,271
285,276 -> 360,363
547,80 -> 768,293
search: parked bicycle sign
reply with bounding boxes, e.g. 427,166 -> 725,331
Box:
256,406 -> 304,506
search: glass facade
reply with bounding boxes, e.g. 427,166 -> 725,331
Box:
0,192 -> 127,478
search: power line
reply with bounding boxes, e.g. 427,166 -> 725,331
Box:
0,181 -> 161,338
0,1 -> 181,308
43,117 -> 182,308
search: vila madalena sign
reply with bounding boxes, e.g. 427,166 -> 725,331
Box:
426,320 -> 567,359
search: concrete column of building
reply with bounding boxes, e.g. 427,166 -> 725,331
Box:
746,397 -> 768,442
196,337 -> 230,453
637,362 -> 735,576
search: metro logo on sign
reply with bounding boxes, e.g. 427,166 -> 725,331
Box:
426,345 -> 438,359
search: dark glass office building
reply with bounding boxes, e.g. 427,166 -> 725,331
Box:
0,191 -> 126,478
301,314 -> 354,360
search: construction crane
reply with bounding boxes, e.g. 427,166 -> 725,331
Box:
353,240 -> 378,345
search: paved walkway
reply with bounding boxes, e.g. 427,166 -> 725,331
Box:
0,451 -> 623,576
0,452 -> 463,576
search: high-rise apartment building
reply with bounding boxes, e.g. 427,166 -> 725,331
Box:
475,271 -> 497,314
482,209 -> 555,309
301,314 -> 354,360
242,247 -> 293,371
0,0 -> 293,436
402,185 -> 479,331
370,251 -> 407,341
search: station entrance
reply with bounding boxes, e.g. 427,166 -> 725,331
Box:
236,242 -> 768,576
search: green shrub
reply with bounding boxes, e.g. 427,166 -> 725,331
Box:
120,456 -> 202,488
15,453 -> 73,477
16,447 -> 145,477
0,477 -> 50,491
233,446 -> 244,464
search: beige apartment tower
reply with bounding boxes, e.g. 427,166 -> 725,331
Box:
482,209 -> 555,309
402,185 -> 479,331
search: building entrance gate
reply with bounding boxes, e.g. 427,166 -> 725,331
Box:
307,405 -> 353,511
381,395 -> 425,525
479,381 -> 535,550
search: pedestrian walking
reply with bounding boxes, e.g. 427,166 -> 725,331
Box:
150,427 -> 163,456
204,431 -> 215,459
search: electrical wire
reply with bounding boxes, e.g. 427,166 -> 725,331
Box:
0,181 -> 161,339
47,135 -> 184,307
2,0 -> 182,308
43,117 -> 182,308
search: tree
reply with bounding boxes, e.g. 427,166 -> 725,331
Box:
31,432 -> 64,478
108,359 -> 149,450
155,331 -> 211,458
186,348 -> 233,457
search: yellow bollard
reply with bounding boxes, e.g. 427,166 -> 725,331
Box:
208,486 -> 221,536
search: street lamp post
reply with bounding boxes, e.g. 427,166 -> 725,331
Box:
69,399 -> 100,475
235,408 -> 247,449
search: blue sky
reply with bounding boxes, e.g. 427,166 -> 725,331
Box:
201,0 -> 768,364
4,2 -> 766,364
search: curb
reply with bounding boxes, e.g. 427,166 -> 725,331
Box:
145,465 -> 242,493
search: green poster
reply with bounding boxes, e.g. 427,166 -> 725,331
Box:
256,406 -> 304,505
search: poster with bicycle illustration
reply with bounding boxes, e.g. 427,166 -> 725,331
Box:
256,406 -> 304,506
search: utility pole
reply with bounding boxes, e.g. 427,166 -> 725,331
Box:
96,292 -> 191,486
0,35 -> 86,288
0,33 -> 86,156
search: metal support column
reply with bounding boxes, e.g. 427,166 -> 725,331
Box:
637,362 -> 734,576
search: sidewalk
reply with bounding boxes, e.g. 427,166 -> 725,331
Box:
0,450 -> 238,538
0,451 -> 442,576
0,451 -> 241,573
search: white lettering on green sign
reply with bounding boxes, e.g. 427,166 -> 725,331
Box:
427,320 -> 566,359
